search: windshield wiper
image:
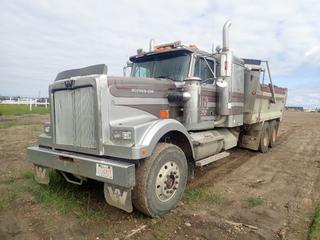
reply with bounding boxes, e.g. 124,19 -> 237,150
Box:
155,75 -> 175,81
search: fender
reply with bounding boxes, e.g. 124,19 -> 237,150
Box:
137,119 -> 195,159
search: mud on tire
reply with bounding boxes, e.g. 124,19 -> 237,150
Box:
259,122 -> 270,153
269,120 -> 279,148
132,143 -> 188,217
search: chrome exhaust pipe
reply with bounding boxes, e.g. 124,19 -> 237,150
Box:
149,39 -> 155,51
222,20 -> 232,51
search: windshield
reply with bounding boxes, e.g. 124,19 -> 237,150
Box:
131,51 -> 191,81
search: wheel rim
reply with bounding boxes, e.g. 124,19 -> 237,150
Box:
155,161 -> 180,202
272,127 -> 277,142
263,128 -> 269,146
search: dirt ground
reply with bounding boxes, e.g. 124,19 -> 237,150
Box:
0,111 -> 319,240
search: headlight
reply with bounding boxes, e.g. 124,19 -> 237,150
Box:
112,129 -> 133,141
44,122 -> 51,134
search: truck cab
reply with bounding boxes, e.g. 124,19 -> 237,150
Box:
27,21 -> 287,217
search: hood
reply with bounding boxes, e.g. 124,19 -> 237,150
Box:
107,76 -> 177,99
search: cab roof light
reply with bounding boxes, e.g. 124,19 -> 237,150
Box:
188,44 -> 198,48
154,41 -> 182,50
137,48 -> 145,56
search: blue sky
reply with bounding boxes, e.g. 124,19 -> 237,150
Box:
0,0 -> 319,108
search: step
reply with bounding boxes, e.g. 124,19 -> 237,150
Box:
196,151 -> 230,167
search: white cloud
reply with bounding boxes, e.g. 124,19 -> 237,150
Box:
0,0 -> 319,107
287,88 -> 320,108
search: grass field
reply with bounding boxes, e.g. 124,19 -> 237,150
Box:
310,206 -> 320,240
0,104 -> 49,116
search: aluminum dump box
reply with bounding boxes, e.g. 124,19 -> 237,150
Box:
243,59 -> 288,124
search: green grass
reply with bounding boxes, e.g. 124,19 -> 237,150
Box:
0,171 -> 108,223
184,186 -> 224,205
0,177 -> 15,184
21,171 -> 34,179
98,227 -> 109,239
0,104 -> 49,116
185,187 -> 205,202
0,184 -> 28,209
206,192 -> 224,204
310,206 -> 320,240
244,196 -> 263,207
0,119 -> 37,129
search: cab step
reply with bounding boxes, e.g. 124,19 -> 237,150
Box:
196,151 -> 230,167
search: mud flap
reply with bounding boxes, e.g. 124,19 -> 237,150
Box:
33,164 -> 51,185
103,183 -> 133,213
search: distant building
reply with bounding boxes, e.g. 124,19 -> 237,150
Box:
286,106 -> 304,112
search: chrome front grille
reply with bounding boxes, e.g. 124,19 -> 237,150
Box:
54,86 -> 97,149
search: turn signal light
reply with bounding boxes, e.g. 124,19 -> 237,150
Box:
160,110 -> 170,119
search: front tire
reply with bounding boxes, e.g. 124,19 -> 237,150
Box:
132,143 -> 188,217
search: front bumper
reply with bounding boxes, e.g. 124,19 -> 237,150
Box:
27,146 -> 136,188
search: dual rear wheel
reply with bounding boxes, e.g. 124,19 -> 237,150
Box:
259,120 -> 279,153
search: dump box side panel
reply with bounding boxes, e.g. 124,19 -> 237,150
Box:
243,69 -> 287,124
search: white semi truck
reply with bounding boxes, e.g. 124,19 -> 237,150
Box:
27,21 -> 287,217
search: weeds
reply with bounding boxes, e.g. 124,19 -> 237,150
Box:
184,186 -> 224,205
309,206 -> 320,240
98,227 -> 109,239
0,189 -> 20,209
0,171 -> 108,223
0,177 -> 15,184
206,192 -> 224,204
244,196 -> 263,207
21,171 -> 33,179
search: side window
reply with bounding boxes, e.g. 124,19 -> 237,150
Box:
194,58 -> 215,83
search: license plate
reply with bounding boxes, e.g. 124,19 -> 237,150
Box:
96,163 -> 113,179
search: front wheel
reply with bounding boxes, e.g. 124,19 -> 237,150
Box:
132,143 -> 188,217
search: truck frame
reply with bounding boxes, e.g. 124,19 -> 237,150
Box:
27,21 -> 287,217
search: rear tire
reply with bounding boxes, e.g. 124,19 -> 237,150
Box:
259,122 -> 270,153
269,120 -> 279,148
132,143 -> 188,217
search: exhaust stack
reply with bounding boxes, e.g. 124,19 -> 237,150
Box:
217,20 -> 233,119
222,20 -> 232,51
149,39 -> 155,51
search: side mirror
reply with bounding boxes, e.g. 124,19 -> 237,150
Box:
126,61 -> 133,68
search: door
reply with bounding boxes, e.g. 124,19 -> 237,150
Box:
193,57 -> 217,120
